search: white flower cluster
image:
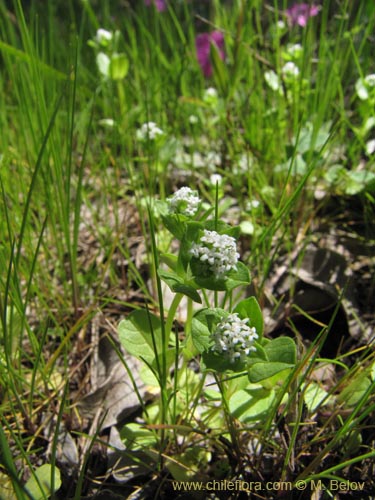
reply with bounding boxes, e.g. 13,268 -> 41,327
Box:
355,74 -> 375,101
190,230 -> 239,279
282,61 -> 300,78
211,313 -> 258,363
95,29 -> 113,46
136,122 -> 164,141
167,187 -> 201,216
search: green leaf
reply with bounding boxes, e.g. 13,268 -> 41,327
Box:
191,308 -> 225,353
25,464 -> 61,500
120,423 -> 158,450
264,336 -> 297,364
178,221 -> 203,271
234,297 -> 264,337
172,283 -> 202,303
110,53 -> 129,80
193,261 -> 250,291
338,375 -> 372,407
324,164 -> 346,185
303,382 -> 330,411
159,252 -> 178,271
221,262 -> 251,291
158,269 -> 201,303
229,388 -> 276,422
202,349 -> 246,373
0,471 -> 15,500
166,446 -> 211,482
0,40 -> 67,81
161,213 -> 188,240
118,310 -> 162,364
248,337 -> 297,383
344,170 -> 375,195
249,361 -> 294,383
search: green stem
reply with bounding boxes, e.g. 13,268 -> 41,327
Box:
214,373 -> 241,461
165,293 -> 183,340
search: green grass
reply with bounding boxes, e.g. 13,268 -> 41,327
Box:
0,0 -> 374,498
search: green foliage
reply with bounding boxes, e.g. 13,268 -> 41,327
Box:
24,465 -> 62,500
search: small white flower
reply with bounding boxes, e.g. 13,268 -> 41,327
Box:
96,52 -> 110,78
205,87 -> 218,99
211,313 -> 258,363
203,87 -> 218,105
209,173 -> 223,186
167,187 -> 201,216
190,230 -> 240,279
136,122 -> 164,141
365,139 -> 375,156
247,199 -> 260,210
95,29 -> 113,45
264,70 -> 281,92
364,74 -> 375,87
355,74 -> 375,100
189,114 -> 199,125
286,43 -> 302,58
282,61 -> 300,78
98,118 -> 115,128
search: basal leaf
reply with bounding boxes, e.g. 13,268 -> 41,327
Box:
229,388 -> 276,422
118,310 -> 162,364
24,464 -> 61,500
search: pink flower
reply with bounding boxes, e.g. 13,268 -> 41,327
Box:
285,3 -> 319,27
195,31 -> 225,78
144,0 -> 167,12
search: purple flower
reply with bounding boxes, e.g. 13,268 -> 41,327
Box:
285,3 -> 319,27
144,0 -> 167,12
195,31 -> 225,78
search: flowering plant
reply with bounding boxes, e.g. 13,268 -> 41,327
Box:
285,3 -> 320,27
144,0 -> 167,12
116,186 -> 298,486
89,28 -> 129,80
195,31 -> 225,78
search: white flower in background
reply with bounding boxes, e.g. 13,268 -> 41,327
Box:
189,114 -> 199,125
204,87 -> 218,99
190,230 -> 239,279
136,122 -> 164,141
211,313 -> 258,363
167,187 -> 201,216
264,70 -> 281,92
98,118 -> 115,128
209,173 -> 223,186
95,29 -> 113,46
286,43 -> 303,58
247,199 -> 260,210
282,61 -> 300,78
96,52 -> 110,78
366,139 -> 375,156
203,87 -> 219,105
355,74 -> 375,100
